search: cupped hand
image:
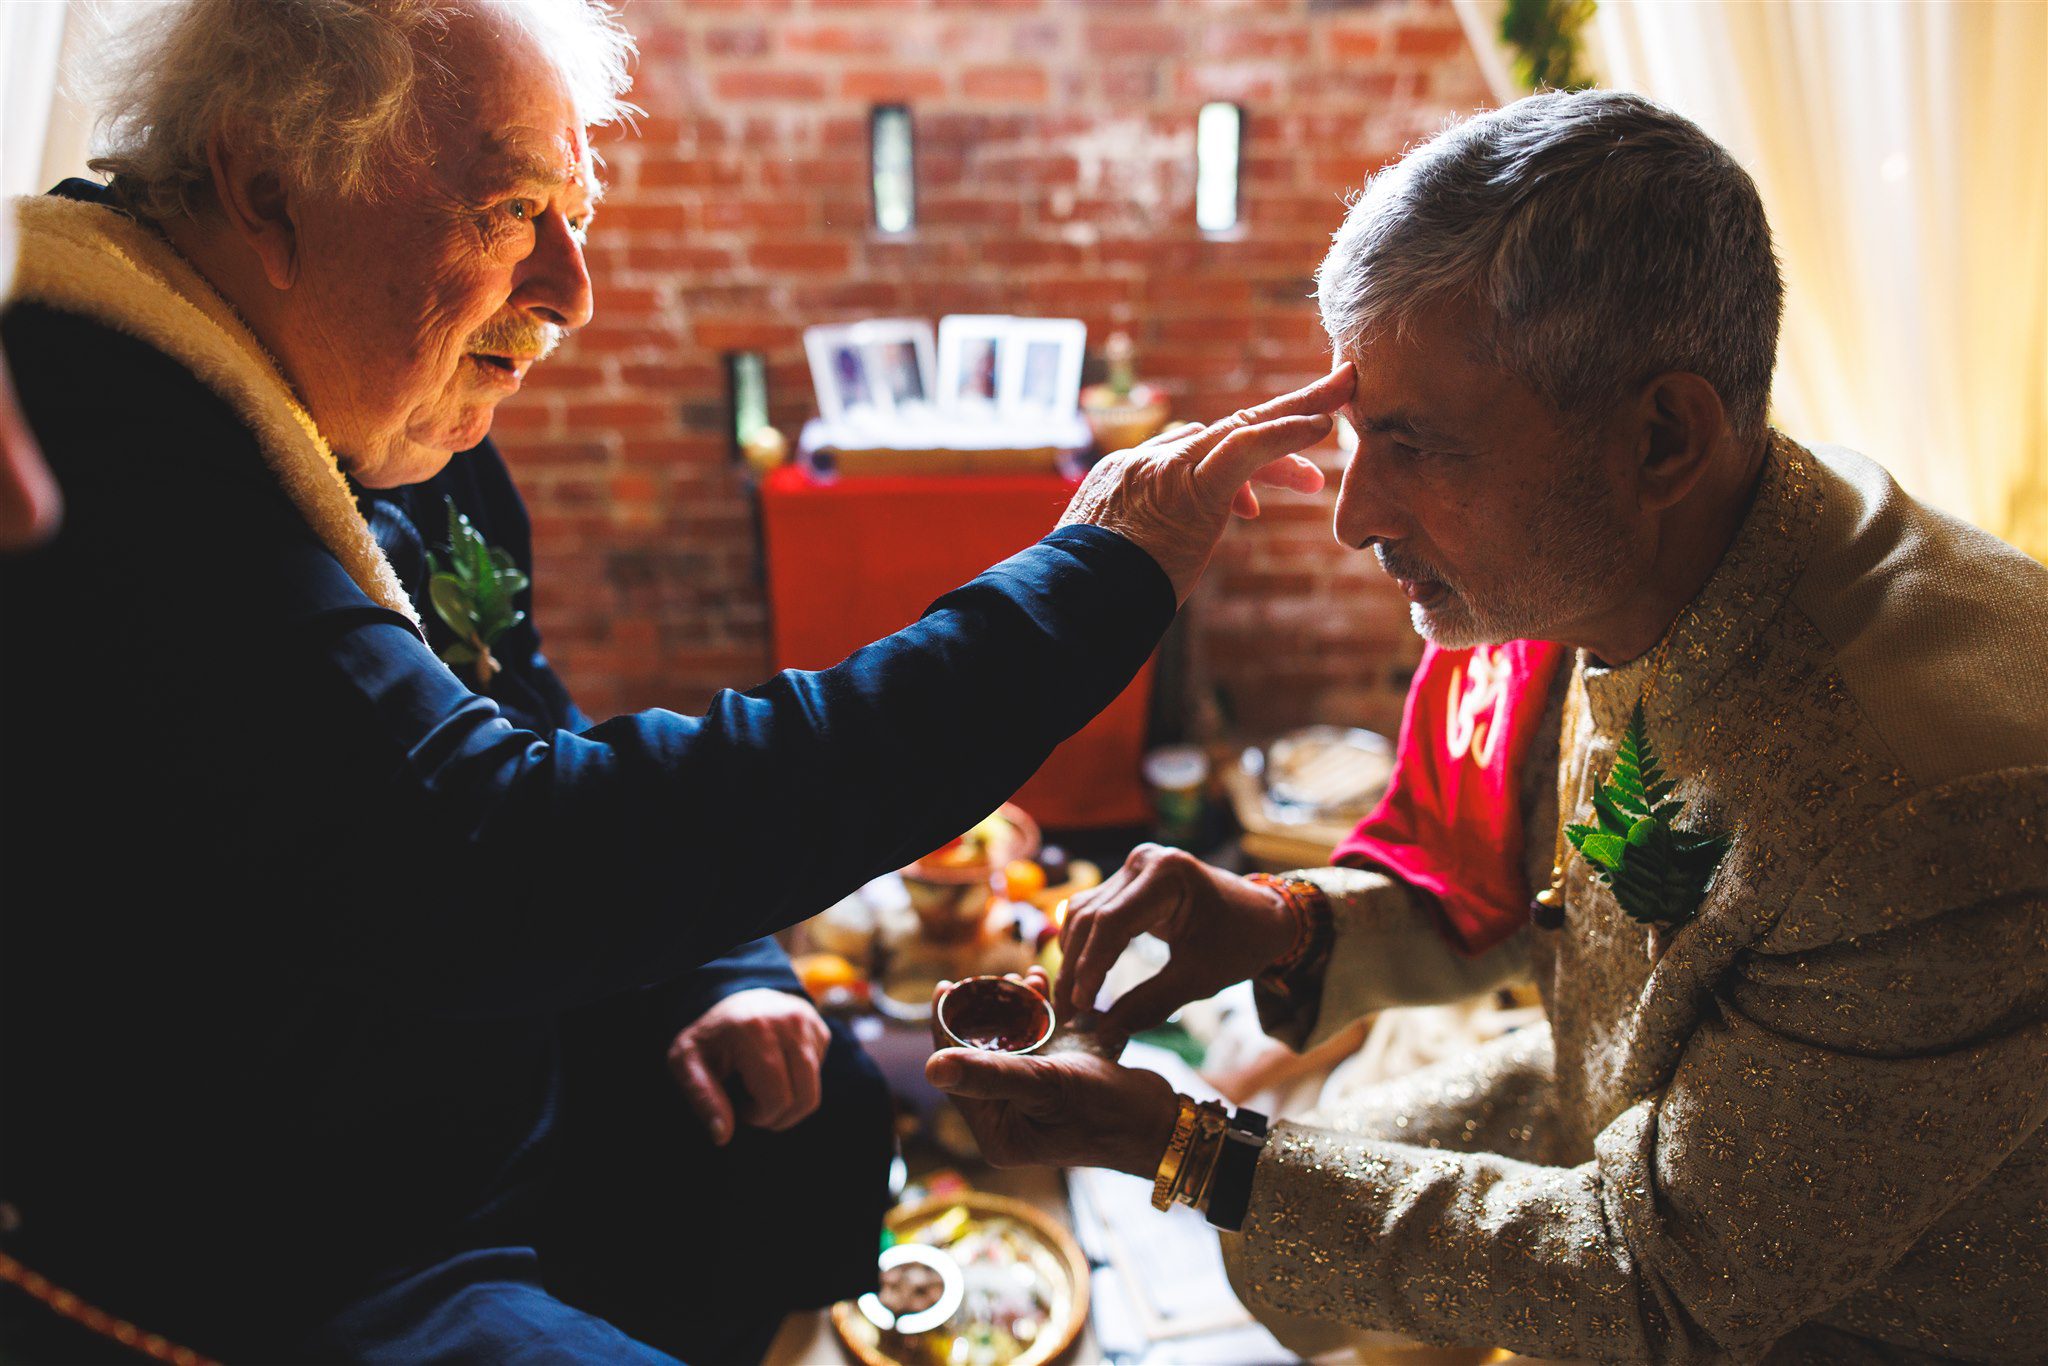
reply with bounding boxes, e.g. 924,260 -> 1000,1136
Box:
1058,364 -> 1355,603
927,969 -> 1179,1176
1054,844 -> 1297,1034
667,987 -> 833,1145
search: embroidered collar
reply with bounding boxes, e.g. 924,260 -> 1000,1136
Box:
1581,431 -> 1825,738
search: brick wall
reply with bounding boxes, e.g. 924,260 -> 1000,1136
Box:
506,0 -> 1492,738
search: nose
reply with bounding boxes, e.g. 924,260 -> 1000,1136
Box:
512,209 -> 594,332
1331,445 -> 1406,551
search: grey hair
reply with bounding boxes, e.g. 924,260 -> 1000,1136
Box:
1316,89 -> 1783,441
88,0 -> 637,222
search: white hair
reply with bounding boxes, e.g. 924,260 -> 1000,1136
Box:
1317,90 -> 1784,441
88,0 -> 637,222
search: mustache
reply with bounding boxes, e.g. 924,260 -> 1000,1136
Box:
467,314 -> 564,361
1373,541 -> 1444,586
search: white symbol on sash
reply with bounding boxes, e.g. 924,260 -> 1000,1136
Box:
1445,646 -> 1510,769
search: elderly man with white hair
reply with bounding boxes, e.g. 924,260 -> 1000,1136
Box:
930,91 -> 2048,1361
0,0 -> 1348,1360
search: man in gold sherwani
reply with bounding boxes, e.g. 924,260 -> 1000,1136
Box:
928,89 -> 2048,1362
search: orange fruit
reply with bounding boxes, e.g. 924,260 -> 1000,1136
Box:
1001,858 -> 1047,903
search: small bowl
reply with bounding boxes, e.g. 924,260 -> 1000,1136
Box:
855,1243 -> 964,1336
936,976 -> 1056,1055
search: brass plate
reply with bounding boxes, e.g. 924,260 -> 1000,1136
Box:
831,1191 -> 1090,1366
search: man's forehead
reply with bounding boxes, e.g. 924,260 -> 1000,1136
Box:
471,124 -> 599,198
1337,333 -> 1514,443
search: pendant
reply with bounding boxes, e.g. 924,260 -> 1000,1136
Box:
1529,867 -> 1566,930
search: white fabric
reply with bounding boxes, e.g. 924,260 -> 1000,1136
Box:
1593,0 -> 2048,560
1,2 -> 69,202
1,2 -> 136,201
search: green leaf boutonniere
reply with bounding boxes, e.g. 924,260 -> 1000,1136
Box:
1565,699 -> 1728,931
426,497 -> 528,689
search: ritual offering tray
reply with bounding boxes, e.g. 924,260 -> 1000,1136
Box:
833,1192 -> 1089,1366
936,976 -> 1055,1054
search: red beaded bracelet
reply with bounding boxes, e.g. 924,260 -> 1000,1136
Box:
1244,872 -> 1328,978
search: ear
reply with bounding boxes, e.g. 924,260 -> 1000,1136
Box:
1630,372 -> 1726,513
206,133 -> 298,291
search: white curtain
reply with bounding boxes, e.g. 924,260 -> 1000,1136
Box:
2,1 -> 137,201
2,3 -> 72,200
1593,0 -> 2048,558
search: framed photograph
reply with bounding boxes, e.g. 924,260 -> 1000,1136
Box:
805,323 -> 887,424
937,314 -> 1012,411
856,318 -> 937,412
999,317 -> 1087,418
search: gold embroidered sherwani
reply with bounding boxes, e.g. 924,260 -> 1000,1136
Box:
1230,436 -> 2048,1362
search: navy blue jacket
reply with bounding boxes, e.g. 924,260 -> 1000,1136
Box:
356,446 -> 802,1041
0,219 -> 1171,1351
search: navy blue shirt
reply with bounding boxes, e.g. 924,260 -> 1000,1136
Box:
0,205 -> 1171,1352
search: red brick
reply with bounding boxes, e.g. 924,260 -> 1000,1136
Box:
760,156 -> 868,189
621,436 -> 731,467
1312,154 -> 1397,188
703,25 -> 770,58
497,441 -> 610,475
626,243 -> 737,274
636,157 -> 747,190
1394,24 -> 1471,59
1155,315 -> 1255,345
572,322 -> 679,352
691,318 -> 805,351
596,202 -> 694,234
712,69 -> 830,102
621,363 -> 726,391
839,68 -> 949,101
1176,64 -> 1282,104
1202,24 -> 1310,60
487,401 -> 558,436
700,199 -> 808,232
748,238 -> 855,273
566,400 -> 674,431
521,361 -> 607,391
1083,20 -> 1182,57
961,65 -> 1050,102
782,23 -> 894,56
1325,24 -> 1386,61
785,281 -> 909,312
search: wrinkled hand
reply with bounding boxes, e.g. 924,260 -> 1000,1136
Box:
927,968 -> 1179,1176
1059,365 -> 1355,603
668,987 -> 832,1146
1055,844 -> 1296,1034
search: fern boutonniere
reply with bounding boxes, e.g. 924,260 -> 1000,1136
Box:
1565,699 -> 1728,931
426,497 -> 528,690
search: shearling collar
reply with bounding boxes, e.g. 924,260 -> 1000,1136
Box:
7,191 -> 422,632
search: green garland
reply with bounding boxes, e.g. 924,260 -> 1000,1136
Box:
1499,0 -> 1598,92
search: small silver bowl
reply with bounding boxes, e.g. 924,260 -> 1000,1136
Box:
935,976 -> 1055,1055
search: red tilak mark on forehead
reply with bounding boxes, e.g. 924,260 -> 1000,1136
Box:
563,126 -> 587,187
